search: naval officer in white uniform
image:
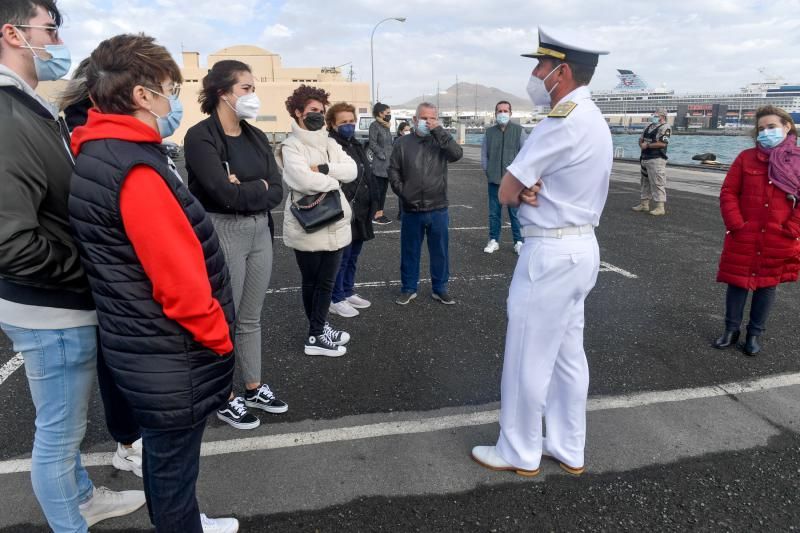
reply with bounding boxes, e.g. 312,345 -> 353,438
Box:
472,27 -> 613,477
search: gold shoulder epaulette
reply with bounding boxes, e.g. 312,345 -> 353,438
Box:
548,101 -> 577,118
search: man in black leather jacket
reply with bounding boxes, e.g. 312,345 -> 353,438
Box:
389,102 -> 463,305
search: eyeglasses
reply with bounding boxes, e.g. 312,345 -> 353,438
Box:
15,24 -> 60,40
149,83 -> 182,98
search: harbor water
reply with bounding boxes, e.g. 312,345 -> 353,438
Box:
466,132 -> 755,166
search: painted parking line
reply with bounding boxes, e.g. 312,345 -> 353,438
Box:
0,353 -> 23,387
1,371 -> 797,475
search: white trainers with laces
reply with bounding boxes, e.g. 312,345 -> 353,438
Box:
345,293 -> 371,309
78,486 -> 146,527
514,241 -> 523,255
112,438 -> 143,477
329,300 -> 359,317
201,513 -> 240,533
484,239 -> 500,253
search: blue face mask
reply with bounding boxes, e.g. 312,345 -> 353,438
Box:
416,119 -> 430,136
496,112 -> 510,125
650,115 -> 660,124
337,123 -> 356,139
757,127 -> 786,148
147,89 -> 183,138
15,27 -> 71,81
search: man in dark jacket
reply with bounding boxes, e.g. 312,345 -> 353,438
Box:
0,1 -> 145,530
389,102 -> 463,305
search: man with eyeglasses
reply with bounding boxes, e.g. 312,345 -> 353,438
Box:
0,1 -> 146,531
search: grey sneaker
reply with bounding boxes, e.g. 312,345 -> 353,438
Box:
395,292 -> 417,305
79,486 -> 146,527
431,292 -> 455,305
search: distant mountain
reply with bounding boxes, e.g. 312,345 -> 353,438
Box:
392,82 -> 532,113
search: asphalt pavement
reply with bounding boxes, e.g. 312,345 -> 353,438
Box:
1,149 -> 799,532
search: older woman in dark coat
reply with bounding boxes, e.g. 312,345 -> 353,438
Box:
326,102 -> 376,318
713,105 -> 800,356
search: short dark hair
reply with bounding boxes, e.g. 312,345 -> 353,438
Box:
372,102 -> 389,118
199,60 -> 251,115
285,84 -> 329,122
0,0 -> 62,57
563,61 -> 595,86
0,0 -> 62,27
397,121 -> 410,133
495,100 -> 512,113
85,33 -> 182,115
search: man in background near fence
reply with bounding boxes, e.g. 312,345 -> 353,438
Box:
633,107 -> 671,216
481,100 -> 527,255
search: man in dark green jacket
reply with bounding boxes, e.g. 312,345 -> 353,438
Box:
480,101 -> 528,255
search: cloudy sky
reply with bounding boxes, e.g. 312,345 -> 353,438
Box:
56,0 -> 800,104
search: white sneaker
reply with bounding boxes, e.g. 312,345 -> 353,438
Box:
111,438 -> 142,477
483,239 -> 500,253
79,486 -> 146,527
201,513 -> 240,533
514,241 -> 523,255
329,300 -> 359,317
345,294 -> 371,309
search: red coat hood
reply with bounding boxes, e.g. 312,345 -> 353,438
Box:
71,109 -> 161,156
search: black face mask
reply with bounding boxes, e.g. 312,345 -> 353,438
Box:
303,112 -> 325,131
384,114 -> 392,121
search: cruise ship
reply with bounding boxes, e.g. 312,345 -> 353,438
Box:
593,70 -> 800,130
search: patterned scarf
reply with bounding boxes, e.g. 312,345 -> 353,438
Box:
757,133 -> 800,198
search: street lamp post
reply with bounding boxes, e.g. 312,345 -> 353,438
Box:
370,16 -> 406,107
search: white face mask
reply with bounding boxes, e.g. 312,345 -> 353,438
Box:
526,64 -> 561,106
225,92 -> 260,120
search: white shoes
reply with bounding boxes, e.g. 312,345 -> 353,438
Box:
483,239 -> 500,253
112,438 -> 143,477
201,513 -> 240,533
514,241 -> 523,255
346,294 -> 371,309
79,486 -> 146,527
470,445 -> 540,477
329,300 -> 359,317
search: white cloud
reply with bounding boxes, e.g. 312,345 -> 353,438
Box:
51,0 -> 800,106
262,23 -> 293,39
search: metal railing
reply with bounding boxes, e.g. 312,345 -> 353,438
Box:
614,146 -> 625,159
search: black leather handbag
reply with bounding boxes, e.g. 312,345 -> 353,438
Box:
289,190 -> 344,232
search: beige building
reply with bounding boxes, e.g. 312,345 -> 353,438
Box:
39,44 -> 371,145
176,45 -> 371,144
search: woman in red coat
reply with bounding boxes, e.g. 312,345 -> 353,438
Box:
713,105 -> 800,355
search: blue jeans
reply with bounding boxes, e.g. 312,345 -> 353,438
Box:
488,183 -> 522,243
332,239 -> 365,303
141,421 -> 206,533
0,324 -> 96,533
400,208 -> 450,294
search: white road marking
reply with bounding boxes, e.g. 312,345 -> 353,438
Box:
2,371 -> 797,475
0,354 -> 23,387
599,262 -> 638,279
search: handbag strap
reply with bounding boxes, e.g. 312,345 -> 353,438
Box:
291,191 -> 328,210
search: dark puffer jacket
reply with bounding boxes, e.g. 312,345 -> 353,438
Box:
70,137 -> 234,430
717,146 -> 800,290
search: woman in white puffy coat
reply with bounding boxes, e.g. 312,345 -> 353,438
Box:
277,85 -> 356,357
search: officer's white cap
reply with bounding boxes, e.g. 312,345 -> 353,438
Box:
522,26 -> 609,67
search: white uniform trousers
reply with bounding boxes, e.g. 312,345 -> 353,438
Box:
495,232 -> 600,471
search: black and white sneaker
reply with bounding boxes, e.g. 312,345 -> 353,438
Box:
245,384 -> 288,414
373,215 -> 392,225
323,322 -> 350,345
305,333 -> 346,357
431,292 -> 456,305
216,397 -> 260,430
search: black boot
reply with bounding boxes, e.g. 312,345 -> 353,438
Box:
712,330 -> 740,349
743,334 -> 761,356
